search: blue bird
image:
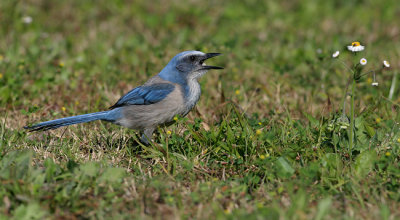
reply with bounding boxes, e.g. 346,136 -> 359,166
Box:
24,51 -> 223,144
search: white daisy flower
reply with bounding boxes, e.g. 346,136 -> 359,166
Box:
371,82 -> 379,86
383,60 -> 390,68
22,16 -> 33,24
360,58 -> 367,65
347,41 -> 364,52
332,51 -> 340,58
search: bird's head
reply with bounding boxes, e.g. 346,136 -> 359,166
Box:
160,51 -> 223,82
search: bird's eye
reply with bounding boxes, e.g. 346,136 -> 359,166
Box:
189,55 -> 196,62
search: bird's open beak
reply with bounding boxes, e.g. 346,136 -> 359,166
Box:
200,53 -> 223,70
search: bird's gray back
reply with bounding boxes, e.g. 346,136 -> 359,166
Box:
115,76 -> 187,130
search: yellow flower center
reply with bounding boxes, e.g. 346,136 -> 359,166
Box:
351,42 -> 361,46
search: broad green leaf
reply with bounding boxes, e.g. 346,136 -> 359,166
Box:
364,124 -> 375,137
98,167 -> 126,183
380,204 -> 390,220
303,112 -> 319,127
320,153 -> 342,177
79,162 -> 99,177
44,158 -> 59,181
354,150 -> 377,178
275,157 -> 295,178
0,150 -> 32,180
14,150 -> 32,179
13,203 -> 47,220
321,153 -> 341,169
290,189 -> 307,211
315,197 -> 332,220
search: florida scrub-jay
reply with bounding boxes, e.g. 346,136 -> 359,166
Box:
24,51 -> 223,143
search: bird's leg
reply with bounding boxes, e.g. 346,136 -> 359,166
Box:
140,127 -> 155,145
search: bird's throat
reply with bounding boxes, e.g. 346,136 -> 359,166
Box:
183,79 -> 201,114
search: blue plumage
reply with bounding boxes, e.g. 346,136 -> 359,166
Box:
110,83 -> 175,108
24,51 -> 222,144
24,109 -> 122,131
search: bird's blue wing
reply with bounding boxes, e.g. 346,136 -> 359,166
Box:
109,83 -> 175,109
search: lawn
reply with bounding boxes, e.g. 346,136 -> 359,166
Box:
1,0 -> 400,219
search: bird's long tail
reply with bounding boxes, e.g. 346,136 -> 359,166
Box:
24,109 -> 121,131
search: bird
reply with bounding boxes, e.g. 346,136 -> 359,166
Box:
24,51 -> 223,144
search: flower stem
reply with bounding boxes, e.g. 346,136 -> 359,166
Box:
388,71 -> 398,100
341,73 -> 353,115
349,78 -> 356,159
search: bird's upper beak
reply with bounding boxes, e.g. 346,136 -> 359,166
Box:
200,53 -> 223,70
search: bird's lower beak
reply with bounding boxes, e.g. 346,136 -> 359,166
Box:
201,53 -> 223,70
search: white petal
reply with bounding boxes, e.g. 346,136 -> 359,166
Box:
347,45 -> 364,52
347,46 -> 353,51
22,16 -> 32,24
332,51 -> 340,58
383,60 -> 390,68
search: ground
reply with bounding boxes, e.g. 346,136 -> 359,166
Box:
1,0 -> 399,219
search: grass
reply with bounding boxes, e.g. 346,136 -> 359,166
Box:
1,0 -> 400,219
